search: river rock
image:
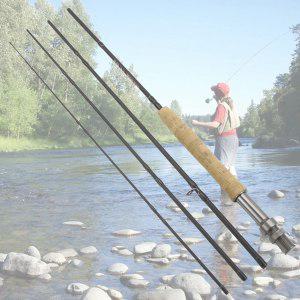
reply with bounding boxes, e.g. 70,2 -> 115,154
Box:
253,276 -> 274,286
282,269 -> 300,278
258,242 -> 281,254
136,289 -> 186,300
191,212 -> 204,220
134,242 -> 157,255
0,253 -> 7,263
26,246 -> 41,259
43,252 -> 66,265
72,259 -> 84,267
243,290 -> 256,297
146,258 -> 170,265
175,237 -> 203,245
240,264 -> 263,273
268,253 -> 300,270
202,207 -> 212,215
95,272 -> 104,278
2,252 -> 50,277
38,273 -> 52,282
113,229 -> 141,237
48,263 -> 59,269
67,283 -> 89,295
107,263 -> 128,275
107,288 -> 122,299
152,244 -> 171,258
292,224 -> 300,237
167,202 -> 189,211
82,287 -> 111,300
121,273 -> 144,282
124,278 -> 149,288
191,269 -> 207,275
168,254 -> 181,260
170,273 -> 211,298
63,220 -> 85,228
80,246 -> 98,255
236,225 -> 248,231
273,216 -> 285,225
155,285 -> 173,290
217,231 -> 238,243
160,275 -> 175,284
118,249 -> 133,256
264,295 -> 287,300
241,221 -> 251,227
58,248 -> 78,258
268,190 -> 285,199
97,285 -> 109,292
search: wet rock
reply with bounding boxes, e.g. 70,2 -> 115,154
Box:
292,224 -> 300,237
0,253 -> 7,263
124,278 -> 149,288
264,295 -> 287,300
268,253 -> 300,270
58,248 -> 78,258
63,220 -> 85,228
160,275 -> 175,284
282,269 -> 300,278
273,216 -> 285,225
202,207 -> 212,215
191,212 -> 204,220
253,276 -> 274,287
230,257 -> 240,264
107,288 -> 122,299
2,252 -> 50,277
72,259 -> 84,267
170,273 -> 211,297
95,272 -> 105,278
152,244 -> 171,258
167,254 -> 181,260
258,242 -> 281,254
136,289 -> 186,300
268,190 -> 285,199
107,263 -> 128,275
82,287 -> 111,300
97,285 -> 109,292
191,269 -> 207,275
121,273 -> 144,282
217,231 -> 238,243
240,264 -> 263,274
66,283 -> 89,295
134,242 -> 157,255
118,249 -> 133,256
241,221 -> 251,227
163,233 -> 174,238
236,225 -> 248,231
38,273 -> 51,282
113,229 -> 141,237
146,258 -> 170,265
43,252 -> 66,265
175,237 -> 203,245
26,246 -> 41,259
80,246 -> 98,255
243,290 -> 256,297
167,201 -> 189,212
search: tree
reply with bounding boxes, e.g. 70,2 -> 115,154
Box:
170,99 -> 182,116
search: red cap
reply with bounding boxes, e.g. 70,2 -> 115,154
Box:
211,82 -> 230,96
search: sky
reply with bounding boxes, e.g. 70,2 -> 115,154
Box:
30,0 -> 300,116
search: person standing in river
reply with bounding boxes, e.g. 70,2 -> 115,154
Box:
192,82 -> 240,202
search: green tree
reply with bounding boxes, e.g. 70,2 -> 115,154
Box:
170,99 -> 182,116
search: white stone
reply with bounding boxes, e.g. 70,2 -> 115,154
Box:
48,263 -> 59,268
134,242 -> 157,255
43,252 -> 66,265
191,269 -> 207,275
66,283 -> 89,295
240,264 -> 263,273
170,273 -> 211,297
72,259 -> 84,267
107,263 -> 128,275
264,295 -> 287,300
0,253 -> 7,263
97,285 -> 109,292
118,249 -> 133,256
167,254 -> 181,260
258,242 -> 281,254
108,288 -> 123,299
268,190 -> 285,199
160,275 -> 175,284
253,276 -> 274,286
95,272 -> 104,278
268,253 -> 300,270
38,273 -> 51,282
146,258 -> 170,265
292,224 -> 300,237
191,212 -> 204,220
26,246 -> 41,259
163,233 -> 174,238
2,252 -> 50,277
58,248 -> 78,258
63,220 -> 85,227
175,237 -> 203,245
136,289 -> 186,300
241,221 -> 251,227
167,201 -> 189,210
255,288 -> 263,293
202,207 -> 212,215
217,231 -> 238,243
282,269 -> 300,278
80,246 -> 98,255
273,216 -> 285,225
243,290 -> 256,296
152,244 -> 171,258
124,278 -> 149,288
121,273 -> 144,282
236,225 -> 248,231
113,229 -> 141,236
82,287 -> 111,300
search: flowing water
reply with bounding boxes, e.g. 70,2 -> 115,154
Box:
0,140 -> 299,299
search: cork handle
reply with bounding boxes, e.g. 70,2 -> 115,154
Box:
158,107 -> 246,200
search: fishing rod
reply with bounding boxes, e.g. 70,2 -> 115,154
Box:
67,8 -> 295,254
9,43 -> 229,295
47,20 -> 267,268
27,30 -> 247,281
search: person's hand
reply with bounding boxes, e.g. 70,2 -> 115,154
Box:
192,120 -> 198,126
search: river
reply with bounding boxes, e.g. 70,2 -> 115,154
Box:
0,140 -> 299,299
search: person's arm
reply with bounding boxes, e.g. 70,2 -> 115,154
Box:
192,120 -> 220,129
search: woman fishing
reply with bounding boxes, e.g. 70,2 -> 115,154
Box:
192,83 -> 240,202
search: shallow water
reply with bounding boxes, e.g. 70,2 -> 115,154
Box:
0,140 -> 299,299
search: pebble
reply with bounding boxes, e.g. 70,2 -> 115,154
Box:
136,289 -> 186,300
282,269 -> 300,278
80,246 -> 98,255
38,273 -> 52,282
258,242 -> 281,254
268,190 -> 285,199
253,276 -> 274,286
95,272 -> 105,278
66,282 -> 89,295
268,253 -> 300,270
241,221 -> 251,227
107,263 -> 128,275
72,259 -> 84,267
107,288 -> 123,299
43,252 -> 66,265
123,278 -> 149,288
58,248 -> 78,258
117,249 -> 133,256
146,257 -> 170,265
152,244 -> 171,258
240,264 -> 263,274
191,212 -> 204,219
175,237 -> 203,245
113,229 -> 141,236
243,290 -> 256,296
120,274 -> 144,282
134,242 -> 157,255
217,231 -> 238,243
167,254 -> 181,260
191,269 -> 207,275
63,220 -> 85,228
292,224 -> 300,237
82,287 -> 111,300
202,207 -> 213,214
26,246 -> 41,259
